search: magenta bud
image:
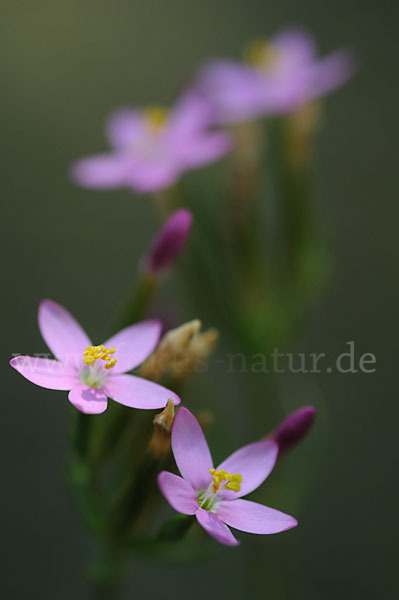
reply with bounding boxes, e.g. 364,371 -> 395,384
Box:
269,406 -> 316,456
142,209 -> 193,276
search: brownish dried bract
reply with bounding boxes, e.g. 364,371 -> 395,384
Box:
148,399 -> 175,459
172,328 -> 219,381
140,320 -> 219,382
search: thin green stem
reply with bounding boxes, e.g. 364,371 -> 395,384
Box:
111,450 -> 163,541
116,273 -> 158,331
157,515 -> 195,541
71,410 -> 93,461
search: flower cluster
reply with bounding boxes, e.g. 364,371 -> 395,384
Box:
10,297 -> 313,546
10,25 -> 341,564
10,299 -> 314,545
71,28 -> 353,194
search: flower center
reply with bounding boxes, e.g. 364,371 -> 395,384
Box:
197,489 -> 220,512
245,40 -> 280,71
196,469 -> 243,513
209,468 -> 243,493
145,106 -> 169,131
83,345 -> 117,370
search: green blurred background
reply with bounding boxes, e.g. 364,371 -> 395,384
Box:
1,1 -> 398,598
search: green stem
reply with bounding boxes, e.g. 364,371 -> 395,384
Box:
157,514 -> 195,541
227,122 -> 264,290
89,543 -> 124,600
111,450 -> 163,540
116,273 -> 158,331
90,273 -> 159,470
152,186 -> 181,218
268,117 -> 314,281
71,410 -> 93,461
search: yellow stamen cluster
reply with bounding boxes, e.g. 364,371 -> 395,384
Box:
83,345 -> 117,370
209,468 -> 243,494
145,106 -> 169,130
245,40 -> 280,70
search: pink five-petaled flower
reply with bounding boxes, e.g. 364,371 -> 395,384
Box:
157,407 -> 297,546
71,93 -> 232,194
195,28 -> 355,124
10,300 -> 180,415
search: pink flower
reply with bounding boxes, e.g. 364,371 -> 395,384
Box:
158,407 -> 297,546
195,28 -> 355,124
141,209 -> 193,276
71,93 -> 232,194
10,300 -> 180,415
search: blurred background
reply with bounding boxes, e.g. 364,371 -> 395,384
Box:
1,1 -> 398,598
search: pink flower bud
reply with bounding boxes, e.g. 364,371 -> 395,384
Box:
269,406 -> 316,456
142,209 -> 193,276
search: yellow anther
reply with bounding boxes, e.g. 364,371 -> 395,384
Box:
245,40 -> 280,70
145,106 -> 169,130
230,473 -> 243,483
209,468 -> 242,494
104,358 -> 117,370
225,473 -> 243,492
83,345 -> 118,369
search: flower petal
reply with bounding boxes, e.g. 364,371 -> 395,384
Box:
196,60 -> 266,123
103,320 -> 162,374
126,157 -> 181,193
196,509 -> 239,546
157,471 -> 197,515
70,153 -> 131,189
217,440 -> 278,498
310,50 -> 355,98
104,374 -> 180,410
217,499 -> 298,534
10,356 -> 79,390
171,407 -> 213,490
168,92 -> 214,137
177,132 -> 232,168
271,28 -> 316,64
68,385 -> 108,414
106,109 -> 146,150
38,299 -> 91,364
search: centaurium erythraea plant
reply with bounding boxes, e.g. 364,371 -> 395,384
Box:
10,299 -> 180,414
71,93 -> 232,193
158,407 -> 297,546
195,28 -> 355,124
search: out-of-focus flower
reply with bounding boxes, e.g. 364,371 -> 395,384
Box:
141,209 -> 193,276
195,28 -> 355,124
71,94 -> 232,193
158,407 -> 297,546
10,300 -> 180,414
267,406 -> 316,456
